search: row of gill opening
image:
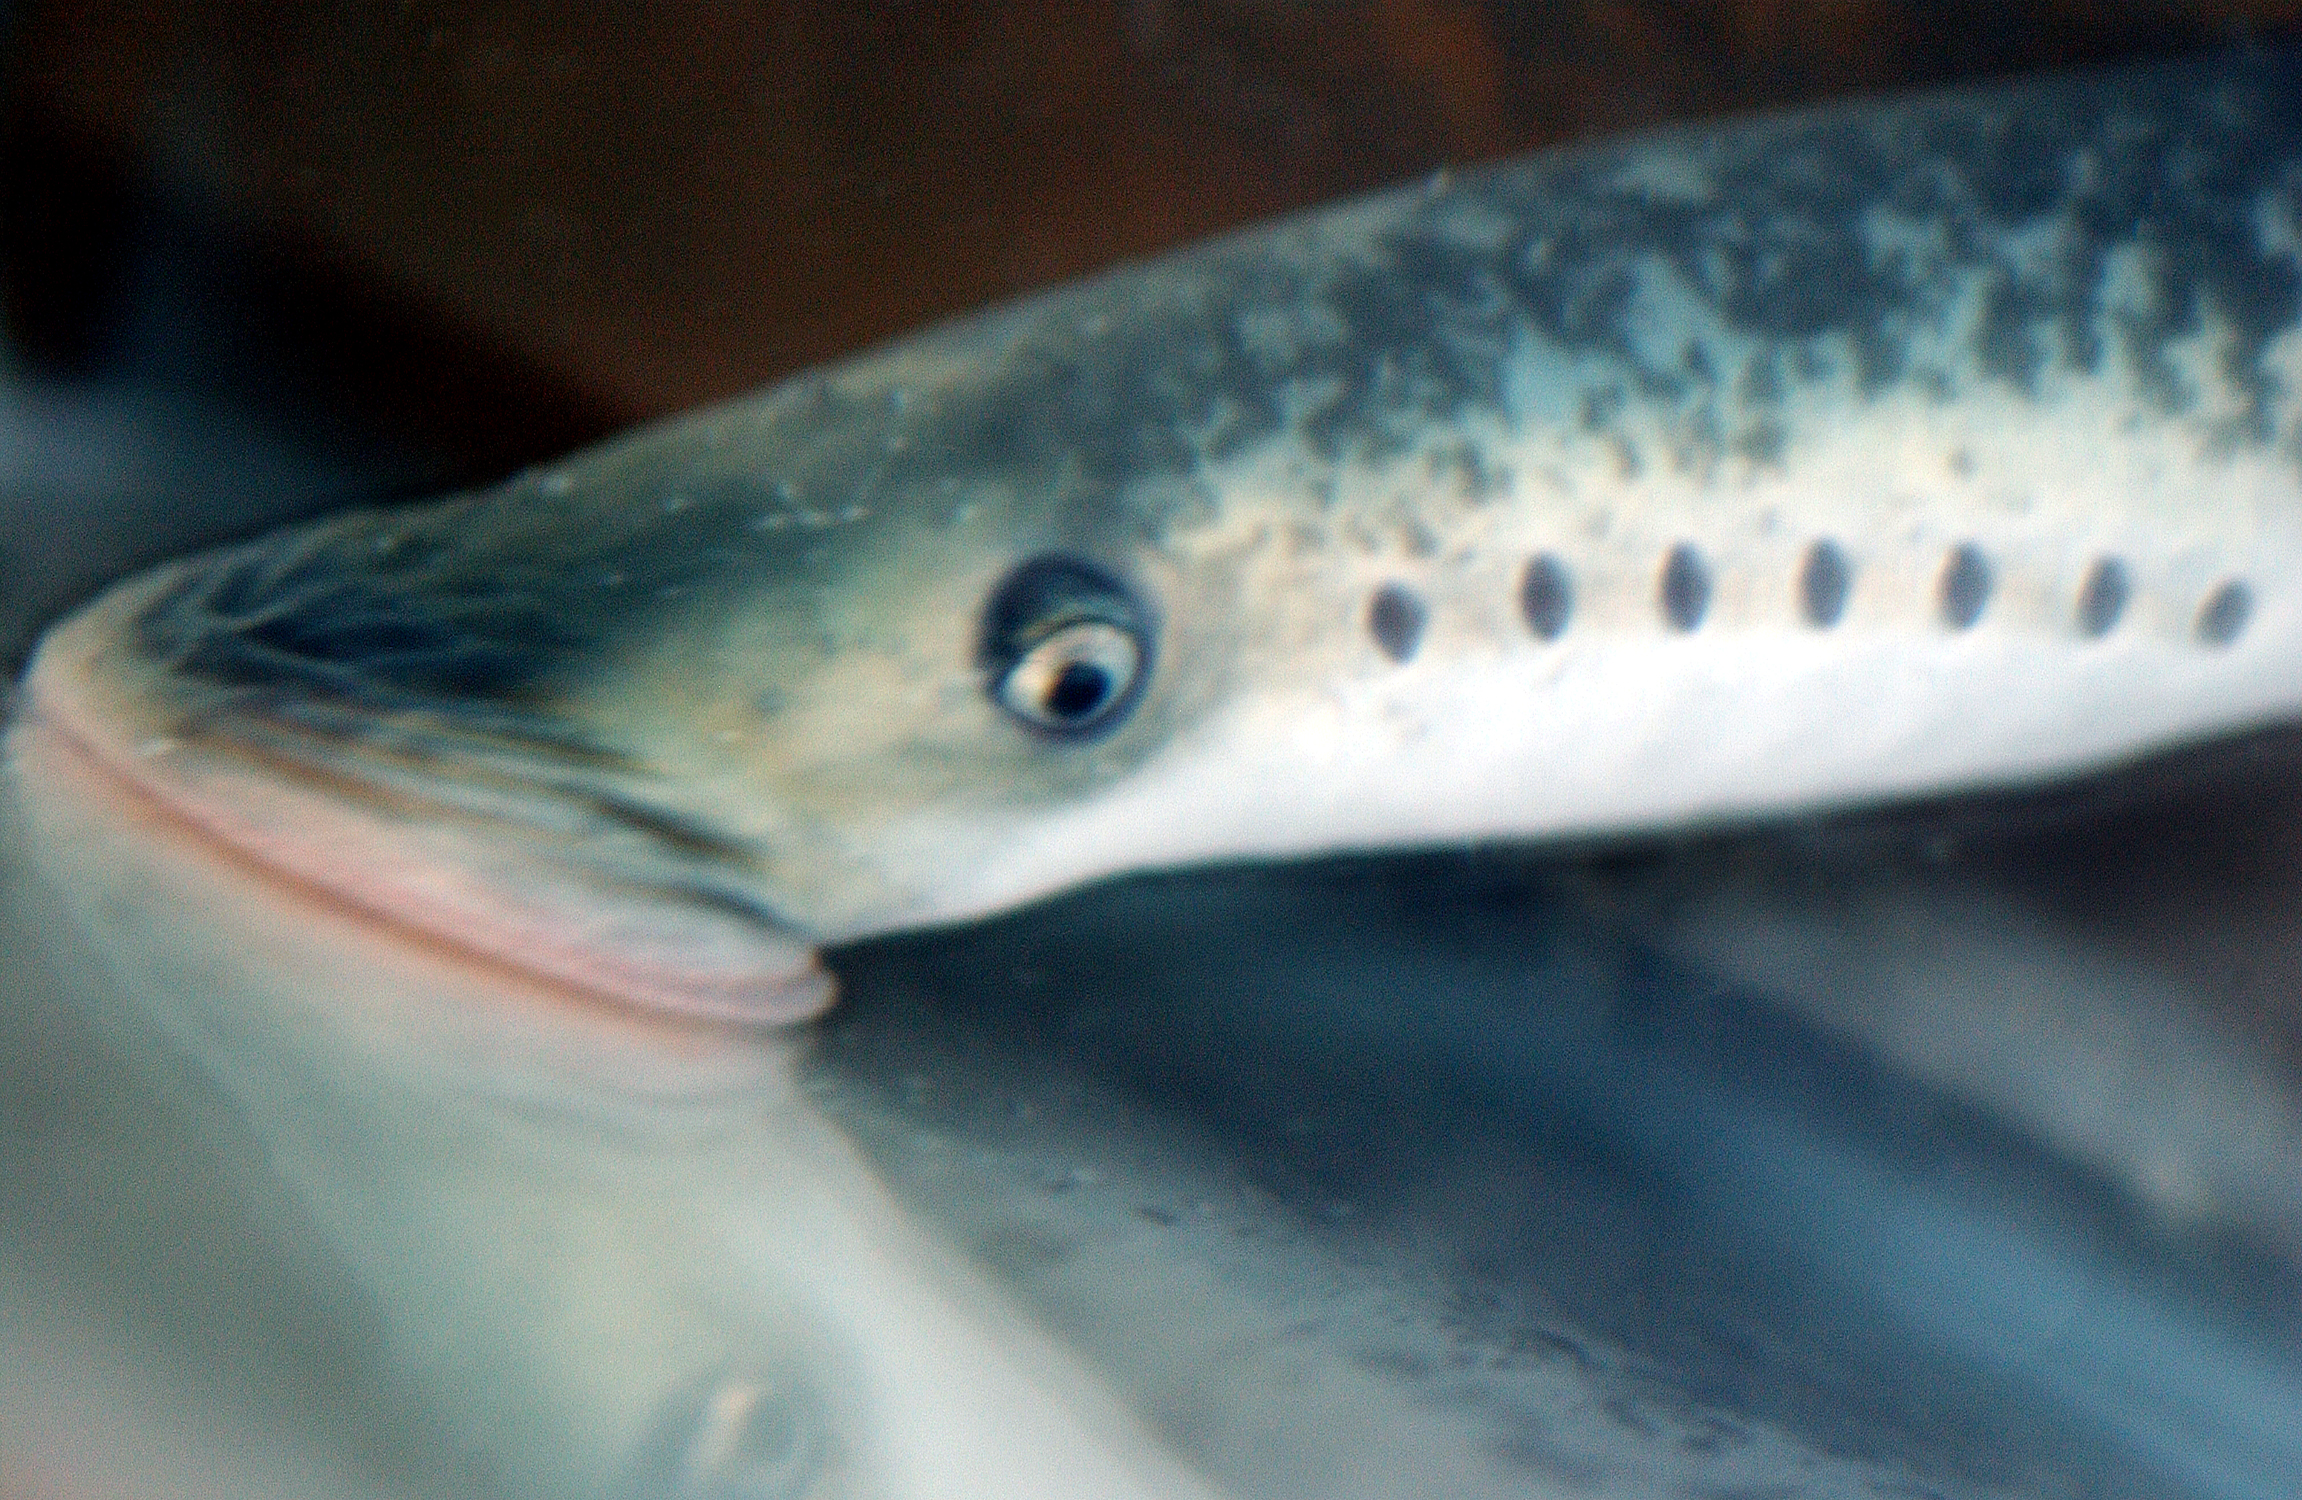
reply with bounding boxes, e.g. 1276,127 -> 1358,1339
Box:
1362,541 -> 2257,664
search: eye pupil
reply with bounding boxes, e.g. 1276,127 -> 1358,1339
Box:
997,621 -> 1138,732
977,553 -> 1157,740
1046,660 -> 1112,719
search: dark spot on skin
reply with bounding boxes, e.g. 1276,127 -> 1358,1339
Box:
1938,542 -> 1992,630
1523,1327 -> 1600,1372
1677,1417 -> 1753,1456
1659,543 -> 1710,632
1491,1429 -> 1608,1488
1610,435 -> 1642,479
1430,440 -> 1506,500
1975,271 -> 2048,393
1601,1391 -> 1660,1437
2075,555 -> 2131,638
1368,581 -> 1429,662
1799,538 -> 1852,628
2196,579 -> 2253,646
1519,553 -> 1573,640
1736,350 -> 1783,407
1354,1345 -> 1432,1382
1733,416 -> 1786,467
1670,402 -> 1725,478
1580,384 -> 1626,431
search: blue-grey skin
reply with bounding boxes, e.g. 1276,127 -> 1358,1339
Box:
25,49 -> 2302,1021
12,48 -> 2302,1500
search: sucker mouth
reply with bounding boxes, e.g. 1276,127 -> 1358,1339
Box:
27,545 -> 836,1027
190,688 -> 801,928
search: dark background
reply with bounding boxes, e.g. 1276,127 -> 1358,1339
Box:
9,1 -> 2302,481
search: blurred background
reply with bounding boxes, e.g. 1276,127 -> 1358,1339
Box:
7,1 -> 2302,464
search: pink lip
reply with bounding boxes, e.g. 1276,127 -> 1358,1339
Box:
22,585 -> 836,1030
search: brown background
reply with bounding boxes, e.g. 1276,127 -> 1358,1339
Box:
8,2 -> 2302,475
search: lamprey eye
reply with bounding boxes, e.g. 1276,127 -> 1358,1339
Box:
978,554 -> 1155,739
999,619 -> 1141,732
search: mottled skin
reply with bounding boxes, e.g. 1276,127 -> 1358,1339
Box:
31,50 -> 2302,1013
